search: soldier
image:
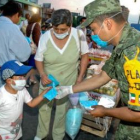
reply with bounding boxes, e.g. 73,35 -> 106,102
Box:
55,0 -> 140,139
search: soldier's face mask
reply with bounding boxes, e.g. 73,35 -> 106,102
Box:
91,12 -> 123,48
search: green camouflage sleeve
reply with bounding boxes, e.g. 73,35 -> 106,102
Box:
102,53 -> 117,79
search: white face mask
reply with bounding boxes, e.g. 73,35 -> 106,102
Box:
11,79 -> 26,91
53,30 -> 69,39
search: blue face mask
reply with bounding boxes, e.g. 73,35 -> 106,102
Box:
42,30 -> 46,34
91,34 -> 108,48
91,12 -> 124,48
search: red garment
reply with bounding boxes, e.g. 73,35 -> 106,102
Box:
26,23 -> 41,46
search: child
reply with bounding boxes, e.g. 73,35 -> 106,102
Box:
0,60 -> 50,140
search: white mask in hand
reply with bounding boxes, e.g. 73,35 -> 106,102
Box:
55,86 -> 73,99
11,79 -> 26,91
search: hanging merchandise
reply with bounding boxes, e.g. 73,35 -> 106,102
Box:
66,108 -> 83,140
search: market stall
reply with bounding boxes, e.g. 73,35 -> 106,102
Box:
79,48 -> 120,138
80,89 -> 120,138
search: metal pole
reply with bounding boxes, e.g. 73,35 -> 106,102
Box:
138,14 -> 140,24
83,10 -> 84,16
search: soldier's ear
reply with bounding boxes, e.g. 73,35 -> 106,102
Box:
104,19 -> 112,30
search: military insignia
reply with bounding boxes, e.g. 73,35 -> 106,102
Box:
124,47 -> 140,108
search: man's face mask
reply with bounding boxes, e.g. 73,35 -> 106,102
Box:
91,34 -> 108,48
91,12 -> 123,48
11,79 -> 26,91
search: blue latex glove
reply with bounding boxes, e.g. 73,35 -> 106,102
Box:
47,74 -> 59,87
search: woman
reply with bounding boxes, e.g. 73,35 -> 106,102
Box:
34,9 -> 89,140
26,13 -> 41,68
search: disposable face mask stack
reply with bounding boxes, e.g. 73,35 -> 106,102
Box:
43,74 -> 59,101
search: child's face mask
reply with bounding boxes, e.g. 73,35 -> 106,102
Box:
11,79 -> 26,91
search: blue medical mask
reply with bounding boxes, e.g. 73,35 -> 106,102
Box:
42,30 -> 46,34
91,35 -> 108,48
43,74 -> 59,101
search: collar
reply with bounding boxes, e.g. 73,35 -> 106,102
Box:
0,16 -> 13,24
113,24 -> 135,56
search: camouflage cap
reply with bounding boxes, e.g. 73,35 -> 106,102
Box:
81,0 -> 122,28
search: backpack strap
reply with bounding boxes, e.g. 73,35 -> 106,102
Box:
77,29 -> 81,55
30,23 -> 36,37
73,28 -> 81,54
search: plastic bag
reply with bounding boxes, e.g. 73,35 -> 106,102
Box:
66,108 -> 83,140
79,92 -> 89,102
69,92 -> 88,108
98,96 -> 115,108
69,93 -> 79,106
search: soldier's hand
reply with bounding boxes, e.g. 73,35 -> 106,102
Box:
89,105 -> 107,117
55,86 -> 73,99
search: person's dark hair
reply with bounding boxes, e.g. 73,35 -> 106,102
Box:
28,14 -> 41,24
94,12 -> 125,25
25,13 -> 30,19
41,25 -> 46,28
51,9 -> 72,27
2,0 -> 22,17
80,17 -> 86,23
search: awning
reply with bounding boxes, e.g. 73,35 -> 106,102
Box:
14,0 -> 41,8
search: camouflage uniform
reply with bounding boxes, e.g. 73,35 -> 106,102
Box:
80,0 -> 122,28
102,24 -> 140,140
81,0 -> 140,139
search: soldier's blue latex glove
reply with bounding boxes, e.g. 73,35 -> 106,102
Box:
55,86 -> 73,99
